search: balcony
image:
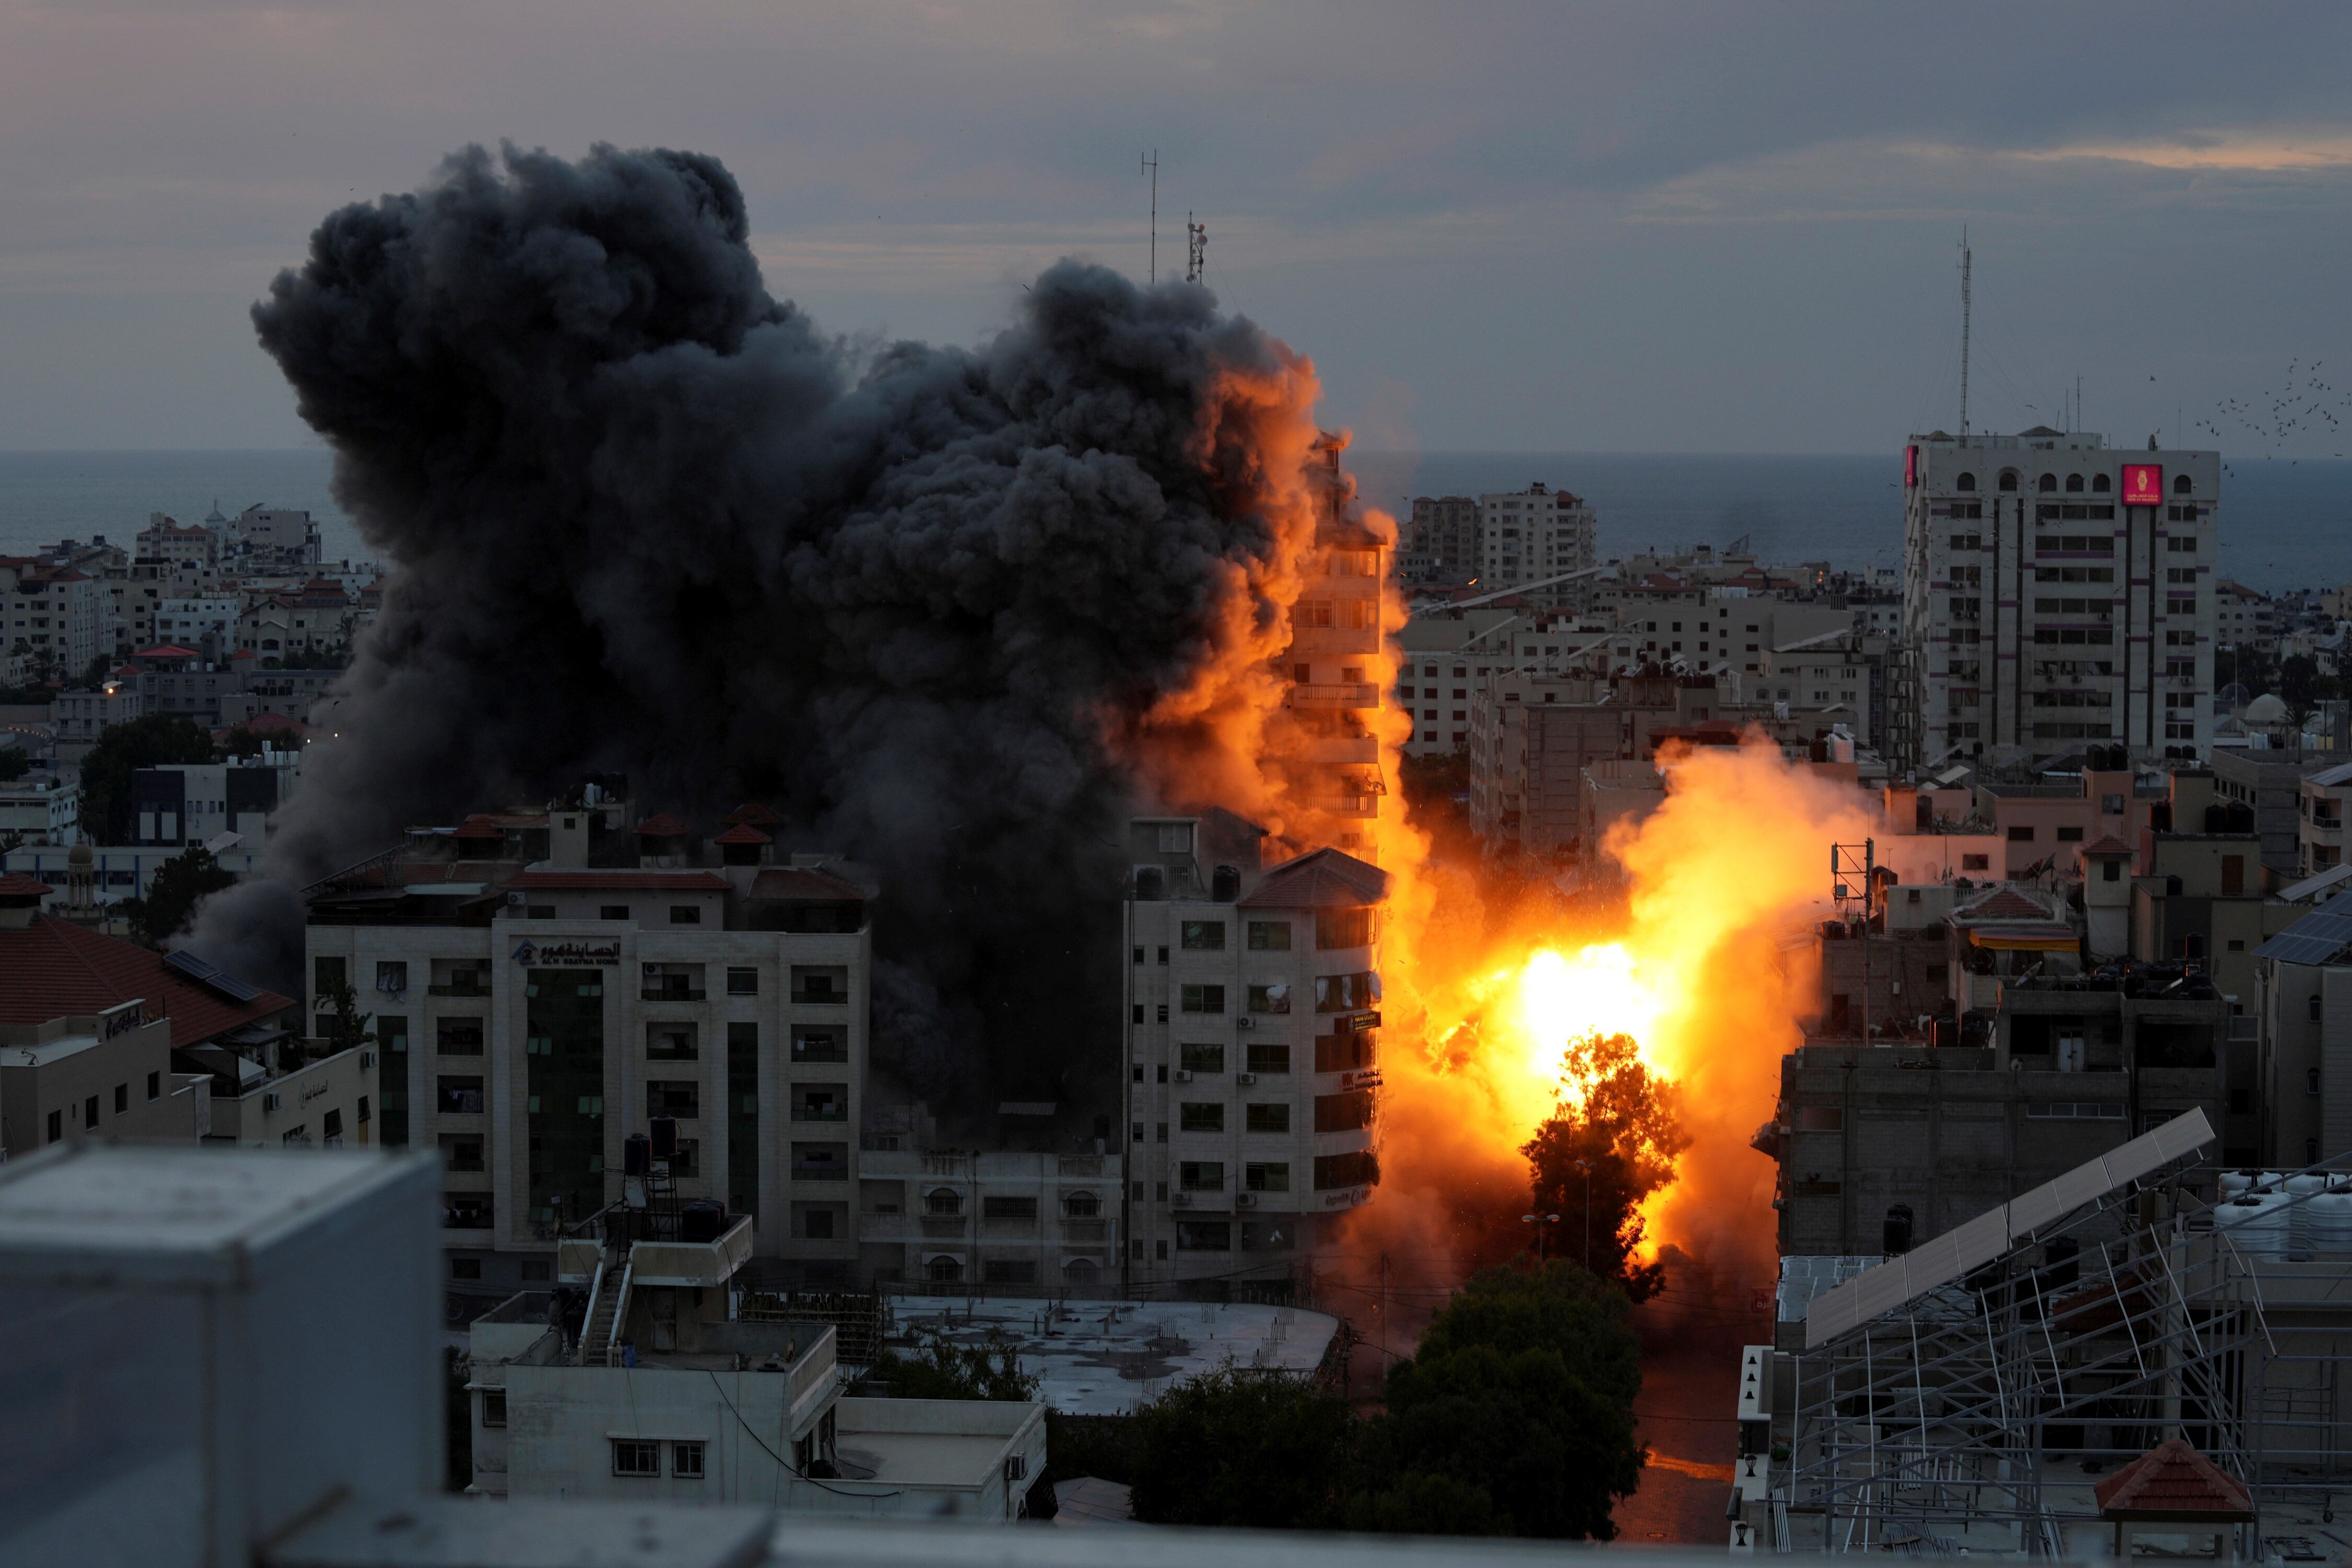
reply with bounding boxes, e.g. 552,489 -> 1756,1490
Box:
1286,682 -> 1378,709
640,987 -> 707,1003
1062,1218 -> 1108,1242
427,983 -> 491,998
921,1215 -> 967,1239
790,1164 -> 849,1183
791,1106 -> 848,1123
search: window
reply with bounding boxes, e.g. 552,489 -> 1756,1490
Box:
375,961 -> 408,994
1962,854 -> 1990,871
1246,1102 -> 1292,1133
1180,1041 -> 1226,1074
2056,826 -> 2083,842
2038,474 -> 2056,493
1245,1161 -> 1291,1192
1956,472 -> 1976,492
1065,1190 -> 1101,1217
1315,907 -> 1377,949
147,1070 -> 160,1100
438,1076 -> 485,1114
925,1187 -> 963,1216
727,967 -> 758,996
437,1018 -> 486,1056
1315,1090 -> 1375,1132
313,955 -> 347,1001
791,1028 -> 845,1063
2174,474 -> 2192,494
1176,1220 -> 1232,1251
1246,982 -> 1292,1014
647,1023 -> 698,1060
612,1440 -> 662,1478
481,1389 -> 506,1428
451,1256 -> 482,1279
357,1095 -> 371,1124
322,1108 -> 343,1143
1180,984 -> 1226,1014
1247,1042 -> 1292,1074
2008,825 -> 2036,842
600,904 -> 630,920
1180,1102 -> 1225,1133
47,1109 -> 61,1143
441,1134 -> 485,1171
1180,920 -> 1226,951
1313,1150 -> 1379,1190
668,905 -> 701,925
1313,972 -> 1378,1012
2066,474 -> 2084,493
525,905 -> 556,920
648,1081 -> 700,1119
2313,995 -> 2324,1022
1247,920 -> 1292,951
1179,1161 -> 1224,1191
113,1082 -> 128,1114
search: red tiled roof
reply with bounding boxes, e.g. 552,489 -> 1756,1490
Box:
712,823 -> 771,846
1238,846 -> 1389,909
724,803 -> 783,827
2081,834 -> 2134,857
0,873 -> 56,898
2095,1438 -> 2252,1520
449,816 -> 506,841
134,644 -> 201,659
504,870 -> 730,892
748,868 -> 867,902
1957,888 -> 2053,922
0,917 -> 293,1046
633,813 -> 688,837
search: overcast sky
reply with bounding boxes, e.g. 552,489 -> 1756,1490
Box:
4,1 -> 2349,455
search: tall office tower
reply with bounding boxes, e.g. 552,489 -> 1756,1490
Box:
1892,429 -> 2217,770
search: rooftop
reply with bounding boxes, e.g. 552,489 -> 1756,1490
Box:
883,1295 -> 1339,1416
503,869 -> 731,892
0,917 -> 292,1046
1237,846 -> 1388,910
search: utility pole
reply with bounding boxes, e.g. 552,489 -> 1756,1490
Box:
1140,150 -> 1158,284
1185,212 -> 1206,284
1958,229 -> 1973,446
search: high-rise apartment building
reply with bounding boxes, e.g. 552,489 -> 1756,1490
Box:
1478,485 -> 1597,609
1120,818 -> 1383,1295
1893,430 -> 2218,770
1405,495 -> 1481,582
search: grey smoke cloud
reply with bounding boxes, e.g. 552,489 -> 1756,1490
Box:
192,140 -> 1312,1114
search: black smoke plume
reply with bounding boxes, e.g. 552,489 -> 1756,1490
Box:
192,142 -> 1317,1118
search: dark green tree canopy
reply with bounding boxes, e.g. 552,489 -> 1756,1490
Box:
78,714 -> 218,843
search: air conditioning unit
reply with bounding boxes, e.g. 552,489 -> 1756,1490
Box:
1173,1069 -> 1193,1083
262,1091 -> 282,1112
1236,1192 -> 1258,1208
1236,1072 -> 1256,1086
1235,1018 -> 1253,1029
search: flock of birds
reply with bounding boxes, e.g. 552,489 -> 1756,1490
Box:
2188,358 -> 2346,475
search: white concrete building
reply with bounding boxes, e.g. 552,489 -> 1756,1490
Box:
856,1149 -> 1122,1291
1894,429 -> 2220,769
468,1296 -> 1048,1518
0,774 -> 79,846
2297,760 -> 2352,876
51,682 -> 143,744
1121,821 -> 1382,1295
6,839 -> 266,906
1477,484 -> 1597,609
1,561 -> 106,678
154,595 -> 243,655
230,503 -> 322,567
305,822 -> 876,1304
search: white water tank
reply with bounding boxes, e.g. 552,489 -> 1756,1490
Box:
2220,1169 -> 2270,1202
2216,1191 -> 2293,1260
2305,1190 -> 2352,1256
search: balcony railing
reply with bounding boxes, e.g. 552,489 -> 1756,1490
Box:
428,983 -> 490,997
1285,682 -> 1378,709
791,988 -> 847,1006
642,987 -> 707,1002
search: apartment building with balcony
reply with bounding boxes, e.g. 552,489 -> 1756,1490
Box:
1282,436 -> 1389,858
856,1148 -> 1122,1292
2298,762 -> 2352,875
304,802 -> 875,1309
1477,483 -> 1597,611
1121,818 -> 1383,1297
1893,430 -> 2219,770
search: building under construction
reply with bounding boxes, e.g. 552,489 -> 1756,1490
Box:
1737,1109 -> 2352,1558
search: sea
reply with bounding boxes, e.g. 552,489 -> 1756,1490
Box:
3,447 -> 2348,595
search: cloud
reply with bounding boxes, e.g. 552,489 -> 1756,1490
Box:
2014,130 -> 2352,171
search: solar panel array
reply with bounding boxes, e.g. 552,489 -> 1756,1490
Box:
2256,902 -> 2352,967
1803,1108 -> 2213,1349
163,948 -> 263,1002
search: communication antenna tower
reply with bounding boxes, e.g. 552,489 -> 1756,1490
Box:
1957,229 -> 1972,445
1185,213 -> 1206,284
1141,150 -> 1159,284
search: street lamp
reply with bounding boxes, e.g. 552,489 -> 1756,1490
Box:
1572,1159 -> 1594,1271
1520,1212 -> 1562,1262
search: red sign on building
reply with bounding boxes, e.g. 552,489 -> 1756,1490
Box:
2121,464 -> 2163,506
1905,445 -> 1918,488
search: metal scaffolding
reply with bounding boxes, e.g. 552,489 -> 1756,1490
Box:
1770,1122 -> 2352,1555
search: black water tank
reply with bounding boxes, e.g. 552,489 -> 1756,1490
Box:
1211,863 -> 1241,903
1134,864 -> 1166,901
2204,803 -> 2228,832
650,1117 -> 679,1159
624,1133 -> 650,1177
2151,802 -> 2173,832
2228,802 -> 2255,833
681,1198 -> 728,1243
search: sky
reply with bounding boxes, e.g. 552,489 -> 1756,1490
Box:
4,1 -> 2350,456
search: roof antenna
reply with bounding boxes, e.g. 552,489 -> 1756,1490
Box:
1185,212 -> 1206,285
1140,150 -> 1158,285
1957,228 -> 1972,447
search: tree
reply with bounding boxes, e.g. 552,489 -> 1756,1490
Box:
0,747 -> 28,783
317,976 -> 377,1059
851,1333 -> 1039,1402
216,726 -> 269,759
1127,1367 -> 1355,1529
1353,1262 -> 1646,1539
78,714 -> 217,843
123,844 -> 237,946
1521,1031 -> 1689,1299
